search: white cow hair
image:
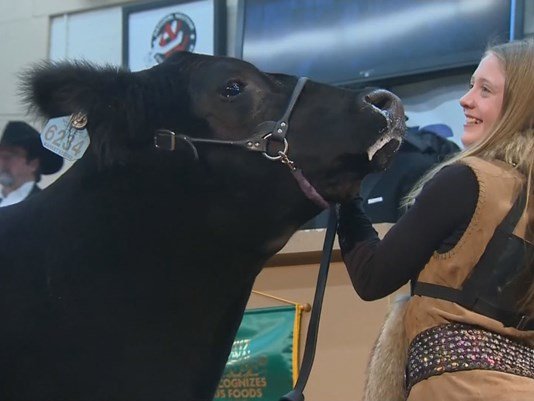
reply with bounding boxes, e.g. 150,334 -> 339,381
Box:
367,132 -> 396,161
362,294 -> 411,401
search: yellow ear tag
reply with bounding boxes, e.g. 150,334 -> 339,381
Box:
41,114 -> 90,161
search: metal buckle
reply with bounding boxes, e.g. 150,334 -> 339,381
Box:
154,129 -> 176,151
261,133 -> 288,160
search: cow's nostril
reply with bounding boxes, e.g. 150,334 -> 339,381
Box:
365,90 -> 394,111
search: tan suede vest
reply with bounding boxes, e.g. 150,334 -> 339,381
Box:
404,156 -> 534,346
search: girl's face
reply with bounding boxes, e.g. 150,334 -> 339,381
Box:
459,53 -> 505,148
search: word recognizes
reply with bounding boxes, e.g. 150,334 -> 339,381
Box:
215,373 -> 268,399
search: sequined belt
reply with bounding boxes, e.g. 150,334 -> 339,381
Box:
406,323 -> 534,392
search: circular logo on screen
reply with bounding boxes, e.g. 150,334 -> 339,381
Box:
150,12 -> 196,64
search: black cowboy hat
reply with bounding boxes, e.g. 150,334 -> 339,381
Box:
0,121 -> 64,175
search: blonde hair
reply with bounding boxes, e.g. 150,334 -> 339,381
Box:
403,38 -> 534,313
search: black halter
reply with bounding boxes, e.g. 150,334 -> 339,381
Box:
154,77 -> 307,158
153,77 -> 329,209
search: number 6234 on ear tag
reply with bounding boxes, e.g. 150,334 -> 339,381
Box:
41,115 -> 90,161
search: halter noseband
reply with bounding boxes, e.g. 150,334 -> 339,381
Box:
153,77 -> 329,209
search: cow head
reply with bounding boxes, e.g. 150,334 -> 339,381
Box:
23,52 -> 404,208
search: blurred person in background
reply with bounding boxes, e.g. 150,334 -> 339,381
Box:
0,121 -> 63,207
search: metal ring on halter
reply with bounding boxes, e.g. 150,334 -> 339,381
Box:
262,133 -> 289,160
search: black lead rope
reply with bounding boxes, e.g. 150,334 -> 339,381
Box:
280,205 -> 338,401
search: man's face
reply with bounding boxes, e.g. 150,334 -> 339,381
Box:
0,146 -> 38,190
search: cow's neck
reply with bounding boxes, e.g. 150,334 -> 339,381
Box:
23,150 -> 320,399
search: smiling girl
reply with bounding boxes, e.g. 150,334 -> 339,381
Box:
338,39 -> 534,400
460,51 -> 506,148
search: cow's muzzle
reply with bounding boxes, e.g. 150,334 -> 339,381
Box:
364,89 -> 406,168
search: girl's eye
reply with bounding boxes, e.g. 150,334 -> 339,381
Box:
220,80 -> 245,98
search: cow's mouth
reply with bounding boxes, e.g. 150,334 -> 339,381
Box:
363,90 -> 406,171
367,132 -> 402,170
366,104 -> 405,171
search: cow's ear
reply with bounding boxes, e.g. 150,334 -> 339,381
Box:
20,60 -> 149,165
21,60 -> 126,120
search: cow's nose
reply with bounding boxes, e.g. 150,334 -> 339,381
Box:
364,89 -> 404,119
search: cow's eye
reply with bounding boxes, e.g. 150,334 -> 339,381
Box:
220,80 -> 245,98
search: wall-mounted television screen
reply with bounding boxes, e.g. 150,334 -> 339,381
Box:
236,0 -> 511,86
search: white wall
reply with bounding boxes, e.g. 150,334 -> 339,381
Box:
0,1 -> 49,122
49,7 -> 123,65
0,0 -> 129,122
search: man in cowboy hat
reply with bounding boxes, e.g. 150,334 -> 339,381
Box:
0,121 -> 63,207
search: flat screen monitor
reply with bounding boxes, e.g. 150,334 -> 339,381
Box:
236,0 -> 511,86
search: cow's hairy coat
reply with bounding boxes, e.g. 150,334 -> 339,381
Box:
1,52 -> 404,401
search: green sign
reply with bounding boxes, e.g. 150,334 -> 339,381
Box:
214,305 -> 302,401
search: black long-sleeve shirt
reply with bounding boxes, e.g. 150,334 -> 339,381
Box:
337,163 -> 478,301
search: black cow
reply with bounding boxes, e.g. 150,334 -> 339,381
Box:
0,52 -> 404,401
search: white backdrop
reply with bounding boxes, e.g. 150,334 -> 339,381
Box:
49,7 -> 122,65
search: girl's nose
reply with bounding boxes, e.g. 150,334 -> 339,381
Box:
459,91 -> 474,109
